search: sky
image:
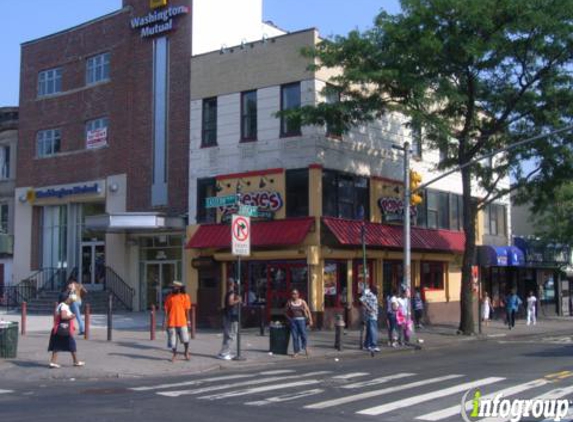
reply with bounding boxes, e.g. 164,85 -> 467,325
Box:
0,0 -> 400,107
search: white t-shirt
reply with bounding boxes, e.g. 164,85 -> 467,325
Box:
387,295 -> 399,312
397,297 -> 409,315
527,296 -> 537,310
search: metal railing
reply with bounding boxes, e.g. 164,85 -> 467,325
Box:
1,267 -> 67,310
104,266 -> 134,311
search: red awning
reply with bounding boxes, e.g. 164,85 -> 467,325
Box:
186,217 -> 315,249
322,217 -> 465,253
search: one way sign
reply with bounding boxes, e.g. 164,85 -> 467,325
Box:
232,215 -> 251,256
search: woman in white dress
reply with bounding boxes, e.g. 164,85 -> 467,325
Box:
482,292 -> 492,326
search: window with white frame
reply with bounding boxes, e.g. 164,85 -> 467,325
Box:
38,68 -> 62,97
86,53 -> 111,85
0,146 -> 10,180
37,129 -> 61,158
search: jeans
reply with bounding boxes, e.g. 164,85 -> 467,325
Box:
70,301 -> 84,333
508,309 -> 517,328
290,318 -> 308,354
387,313 -> 397,342
219,316 -> 238,357
364,318 -> 378,349
527,307 -> 536,325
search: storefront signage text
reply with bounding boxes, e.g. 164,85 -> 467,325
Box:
378,197 -> 417,221
32,183 -> 101,201
221,191 -> 284,217
86,128 -> 107,150
130,5 -> 190,38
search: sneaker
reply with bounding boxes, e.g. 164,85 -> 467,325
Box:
217,354 -> 232,361
73,361 -> 85,367
49,363 -> 60,369
373,347 -> 381,352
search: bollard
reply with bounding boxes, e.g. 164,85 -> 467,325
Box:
84,304 -> 91,340
21,302 -> 27,336
259,305 -> 265,336
190,305 -> 196,340
334,314 -> 345,351
107,293 -> 113,342
150,304 -> 156,341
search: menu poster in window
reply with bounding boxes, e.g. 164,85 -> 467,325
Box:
324,263 -> 337,296
86,128 -> 108,150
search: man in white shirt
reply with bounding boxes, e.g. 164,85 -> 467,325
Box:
526,291 -> 537,326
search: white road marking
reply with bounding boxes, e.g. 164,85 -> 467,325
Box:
156,371 -> 331,398
130,374 -> 255,391
259,370 -> 296,375
417,379 -> 549,421
343,373 -> 416,389
305,374 -> 463,410
0,389 -> 14,394
245,389 -> 324,406
198,380 -> 322,400
479,385 -> 573,422
332,373 -> 370,380
357,377 -> 505,416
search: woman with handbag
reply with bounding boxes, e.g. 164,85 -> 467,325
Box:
285,289 -> 313,358
48,292 -> 85,369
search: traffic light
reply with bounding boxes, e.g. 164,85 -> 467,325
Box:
410,170 -> 423,206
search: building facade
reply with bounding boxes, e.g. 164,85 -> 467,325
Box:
185,29 -> 512,328
14,0 -> 282,310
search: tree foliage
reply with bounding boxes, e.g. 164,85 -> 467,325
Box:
290,0 -> 573,333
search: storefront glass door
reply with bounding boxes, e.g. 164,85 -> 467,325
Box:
80,241 -> 105,288
144,261 -> 178,310
267,263 -> 308,320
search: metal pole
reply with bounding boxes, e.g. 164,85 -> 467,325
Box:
21,302 -> 27,336
107,293 -> 113,342
478,271 -> 482,335
150,304 -> 156,341
403,141 -> 414,341
84,304 -> 91,340
360,223 -> 368,349
235,255 -> 243,360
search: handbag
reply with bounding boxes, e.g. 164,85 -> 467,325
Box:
56,320 -> 71,337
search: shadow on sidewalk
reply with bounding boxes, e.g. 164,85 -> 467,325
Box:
7,360 -> 49,369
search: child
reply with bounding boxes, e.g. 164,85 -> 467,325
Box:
526,291 -> 537,326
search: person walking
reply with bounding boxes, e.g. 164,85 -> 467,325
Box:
505,289 -> 522,330
360,286 -> 380,352
217,279 -> 242,360
413,288 -> 424,329
482,292 -> 492,327
48,292 -> 85,369
164,281 -> 192,362
285,289 -> 313,358
526,291 -> 537,326
397,288 -> 412,345
66,276 -> 87,335
386,290 -> 399,347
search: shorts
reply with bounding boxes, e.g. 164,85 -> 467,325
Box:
167,326 -> 190,349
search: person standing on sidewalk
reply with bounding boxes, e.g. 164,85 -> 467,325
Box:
217,279 -> 241,360
505,289 -> 522,330
164,281 -> 192,362
48,292 -> 85,369
526,291 -> 537,326
386,290 -> 399,347
413,288 -> 424,329
360,286 -> 380,352
285,289 -> 313,358
66,276 -> 87,335
397,288 -> 412,345
482,292 -> 492,327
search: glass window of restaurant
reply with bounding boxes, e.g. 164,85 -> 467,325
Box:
324,261 -> 348,308
196,177 -> 217,223
286,169 -> 309,217
323,170 -> 369,220
421,261 -> 445,290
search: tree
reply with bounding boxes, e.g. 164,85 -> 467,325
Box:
525,183 -> 573,245
287,0 -> 573,334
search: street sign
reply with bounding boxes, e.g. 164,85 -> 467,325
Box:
238,205 -> 258,217
205,195 -> 236,209
232,215 -> 251,256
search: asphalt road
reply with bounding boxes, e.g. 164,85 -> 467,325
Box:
2,334 -> 573,422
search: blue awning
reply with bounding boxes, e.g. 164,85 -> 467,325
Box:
506,246 -> 525,266
478,246 -> 509,267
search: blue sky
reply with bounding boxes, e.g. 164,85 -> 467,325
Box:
0,0 -> 399,107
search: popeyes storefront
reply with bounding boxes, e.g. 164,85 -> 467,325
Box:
185,166 -> 466,329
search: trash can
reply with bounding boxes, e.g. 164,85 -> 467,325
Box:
0,321 -> 18,359
269,322 -> 290,355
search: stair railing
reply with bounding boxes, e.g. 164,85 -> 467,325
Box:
104,266 -> 135,311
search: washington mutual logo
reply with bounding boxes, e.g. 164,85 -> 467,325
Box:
461,389 -> 570,422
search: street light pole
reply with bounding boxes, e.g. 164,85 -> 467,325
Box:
402,142 -> 414,341
235,183 -> 245,360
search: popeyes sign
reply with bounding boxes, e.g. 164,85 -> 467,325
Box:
220,191 -> 284,217
378,196 -> 417,222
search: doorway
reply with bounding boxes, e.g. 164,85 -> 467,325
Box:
80,241 -> 105,289
144,261 -> 179,310
267,263 -> 308,320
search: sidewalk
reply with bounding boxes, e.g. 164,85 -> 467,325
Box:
0,312 -> 571,382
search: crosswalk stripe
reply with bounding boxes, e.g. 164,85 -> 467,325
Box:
357,377 -> 505,416
157,371 -> 331,398
198,380 -> 322,400
343,373 -> 416,389
333,373 -> 370,380
245,389 -> 324,406
0,390 -> 14,394
130,374 -> 255,391
260,370 -> 296,375
417,379 -> 549,421
305,374 -> 463,410
479,385 -> 573,422
546,371 -> 571,379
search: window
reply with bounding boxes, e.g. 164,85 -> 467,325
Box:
324,261 -> 348,308
421,262 -> 445,290
286,169 -> 309,217
439,145 -> 448,163
280,82 -> 301,137
0,145 -> 10,180
449,194 -> 463,231
38,68 -> 62,97
85,117 -> 109,149
201,98 -> 217,147
36,129 -> 61,158
86,53 -> 110,85
322,170 -> 369,220
325,84 -> 342,137
484,203 -> 506,236
0,204 -> 8,234
240,90 -> 257,141
196,178 -> 217,223
426,190 -> 449,229
411,118 -> 422,158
